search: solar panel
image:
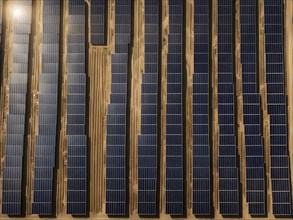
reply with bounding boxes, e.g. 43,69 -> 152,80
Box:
66,0 -> 87,215
137,0 -> 159,215
264,0 -> 292,216
1,0 -> 32,215
240,0 -> 266,215
90,0 -> 106,45
31,0 -> 61,215
165,0 -> 184,215
192,0 -> 211,215
106,0 -> 131,215
217,0 -> 240,215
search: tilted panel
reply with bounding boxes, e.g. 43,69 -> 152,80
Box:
218,0 -> 240,215
90,0 -> 106,45
240,0 -> 266,215
137,0 -> 159,215
2,0 -> 32,215
32,0 -> 61,214
264,0 -> 292,216
66,0 -> 87,215
192,0 -> 211,215
106,0 -> 131,215
165,0 -> 184,215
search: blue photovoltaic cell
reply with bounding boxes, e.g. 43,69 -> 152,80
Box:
193,0 -> 211,215
32,0 -> 61,215
166,0 -> 183,215
218,0 -> 240,215
137,0 -> 159,215
91,0 -> 106,45
264,0 -> 292,216
66,0 -> 87,215
2,0 -> 32,215
240,0 -> 266,215
106,0 -> 131,215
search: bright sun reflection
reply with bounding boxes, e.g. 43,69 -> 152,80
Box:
13,7 -> 22,18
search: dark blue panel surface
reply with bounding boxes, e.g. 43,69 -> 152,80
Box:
137,0 -> 159,215
240,0 -> 266,215
192,0 -> 211,216
32,0 -> 61,215
217,0 -> 240,215
165,0 -> 184,215
264,0 -> 292,216
2,0 -> 32,215
91,0 -> 106,45
106,0 -> 131,215
66,0 -> 87,215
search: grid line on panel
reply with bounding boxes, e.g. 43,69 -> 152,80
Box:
217,0 -> 240,215
106,0 -> 132,215
2,0 -> 32,215
165,0 -> 184,215
137,0 -> 159,216
32,0 -> 61,215
264,0 -> 293,216
192,0 -> 211,216
66,0 -> 87,215
240,0 -> 266,215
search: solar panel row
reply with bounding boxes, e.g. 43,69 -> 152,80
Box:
193,0 -> 211,215
67,0 -> 87,215
2,0 -> 32,215
166,0 -> 184,215
31,0 -> 61,215
264,0 -> 292,216
218,0 -> 240,215
137,0 -> 159,215
240,0 -> 266,215
106,0 -> 131,215
1,0 -> 293,217
90,0 -> 106,45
